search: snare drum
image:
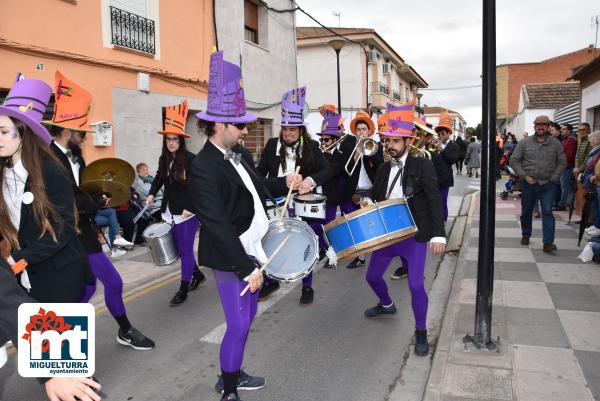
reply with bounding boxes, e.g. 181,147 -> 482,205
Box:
143,222 -> 179,266
261,217 -> 318,282
293,193 -> 327,220
323,199 -> 417,261
265,196 -> 286,221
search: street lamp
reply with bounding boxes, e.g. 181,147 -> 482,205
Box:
329,39 -> 346,114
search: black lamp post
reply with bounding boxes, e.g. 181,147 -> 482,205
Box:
329,39 -> 346,113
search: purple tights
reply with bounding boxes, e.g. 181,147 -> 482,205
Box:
173,216 -> 199,282
80,252 -> 126,317
365,237 -> 428,330
213,269 -> 259,373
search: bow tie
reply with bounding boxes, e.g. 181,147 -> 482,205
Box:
390,158 -> 403,169
65,150 -> 79,165
224,149 -> 242,165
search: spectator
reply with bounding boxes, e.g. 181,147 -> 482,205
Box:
549,122 -> 562,141
581,130 -> 600,237
554,123 -> 577,211
465,136 -> 481,177
455,136 -> 467,175
115,191 -> 151,245
574,123 -> 593,178
132,162 -> 162,217
94,196 -> 133,252
510,115 -> 566,253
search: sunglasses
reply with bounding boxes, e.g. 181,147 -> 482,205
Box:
320,137 -> 333,143
228,123 -> 247,130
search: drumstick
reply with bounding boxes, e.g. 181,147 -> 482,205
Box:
280,166 -> 301,222
239,233 -> 291,296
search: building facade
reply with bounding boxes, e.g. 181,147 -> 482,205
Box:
496,46 -> 598,125
423,107 -> 467,139
216,0 -> 298,162
296,27 -> 427,136
0,0 -> 215,172
571,56 -> 600,132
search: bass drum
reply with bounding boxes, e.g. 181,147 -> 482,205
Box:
143,222 -> 179,266
261,217 -> 318,282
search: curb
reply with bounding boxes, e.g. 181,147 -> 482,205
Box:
387,192 -> 474,401
422,192 -> 478,401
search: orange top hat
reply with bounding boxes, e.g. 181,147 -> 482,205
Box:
350,110 -> 375,135
43,70 -> 93,132
435,112 -> 453,134
319,104 -> 346,125
377,114 -> 389,133
158,100 -> 190,138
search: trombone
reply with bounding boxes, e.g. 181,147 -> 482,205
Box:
344,137 -> 379,175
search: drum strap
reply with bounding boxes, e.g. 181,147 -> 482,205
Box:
386,167 -> 404,200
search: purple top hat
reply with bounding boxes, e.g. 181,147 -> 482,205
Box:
386,101 -> 416,113
278,87 -> 306,126
318,110 -> 341,138
0,76 -> 53,145
196,51 -> 256,123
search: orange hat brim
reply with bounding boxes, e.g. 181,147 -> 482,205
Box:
350,114 -> 375,135
157,130 -> 191,138
43,120 -> 95,133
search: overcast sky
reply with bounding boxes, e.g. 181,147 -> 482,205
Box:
295,0 -> 599,126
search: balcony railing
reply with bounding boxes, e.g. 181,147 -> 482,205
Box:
371,81 -> 390,96
110,6 -> 155,55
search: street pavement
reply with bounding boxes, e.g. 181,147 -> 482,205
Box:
0,173 -> 479,401
424,180 -> 600,401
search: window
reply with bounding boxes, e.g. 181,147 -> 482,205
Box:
111,0 -> 147,16
245,119 -> 271,163
244,0 -> 259,45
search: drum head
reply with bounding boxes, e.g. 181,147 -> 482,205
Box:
262,218 -> 318,282
143,222 -> 172,238
294,193 -> 327,203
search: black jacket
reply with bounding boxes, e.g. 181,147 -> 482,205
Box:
257,137 -> 333,188
339,135 -> 384,200
431,140 -> 459,187
150,151 -> 196,215
369,154 -> 446,243
11,158 -> 90,303
50,142 -> 103,253
320,149 -> 344,205
232,143 -> 255,168
190,141 -> 287,279
0,258 -> 32,346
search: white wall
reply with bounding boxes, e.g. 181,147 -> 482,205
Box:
216,0 -> 298,138
297,42 -> 364,113
582,80 -> 600,125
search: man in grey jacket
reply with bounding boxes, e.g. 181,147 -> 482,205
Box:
510,115 -> 567,252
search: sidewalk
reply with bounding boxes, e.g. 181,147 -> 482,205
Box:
424,190 -> 600,401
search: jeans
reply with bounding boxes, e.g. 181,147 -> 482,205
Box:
594,186 -> 600,229
95,208 -> 120,244
557,168 -> 573,208
520,180 -> 557,244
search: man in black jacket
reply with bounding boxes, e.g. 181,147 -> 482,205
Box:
431,113 -> 459,221
360,113 -> 446,357
256,87 -> 333,305
339,110 -> 384,268
191,50 -> 298,401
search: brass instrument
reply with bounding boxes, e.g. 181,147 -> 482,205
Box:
344,137 -> 379,175
80,158 -> 136,207
321,133 -> 350,153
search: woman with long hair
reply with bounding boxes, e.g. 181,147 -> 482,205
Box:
0,77 -> 89,303
147,101 -> 205,306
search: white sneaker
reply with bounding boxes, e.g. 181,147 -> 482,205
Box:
113,237 -> 134,247
111,248 -> 127,258
578,243 -> 594,262
585,227 -> 600,237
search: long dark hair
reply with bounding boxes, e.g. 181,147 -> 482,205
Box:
157,135 -> 188,186
279,126 -> 315,173
0,118 -> 62,251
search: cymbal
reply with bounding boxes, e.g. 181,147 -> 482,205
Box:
80,179 -> 130,208
82,158 -> 135,187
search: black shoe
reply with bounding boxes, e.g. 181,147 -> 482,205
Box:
390,267 -> 408,280
258,280 -> 280,301
552,206 -> 566,211
221,394 -> 243,401
116,327 -> 155,350
215,370 -> 266,393
299,287 -> 314,306
188,268 -> 206,291
364,303 -> 397,318
414,329 -> 429,356
170,290 -> 188,306
593,255 -> 600,264
346,256 -> 365,269
543,243 -> 557,253
520,236 -> 530,246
